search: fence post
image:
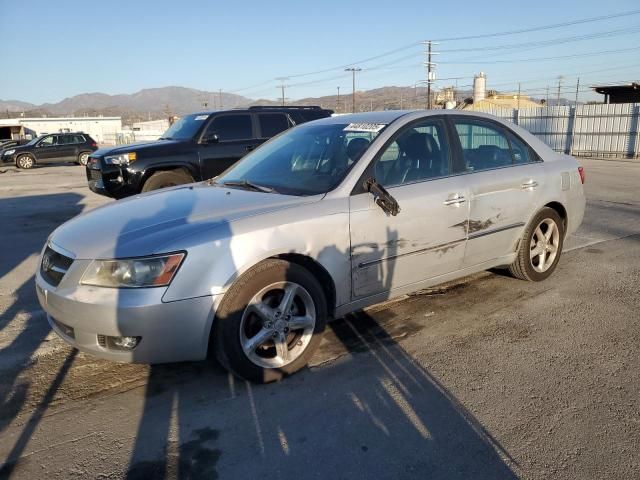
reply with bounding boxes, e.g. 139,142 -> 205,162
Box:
634,104 -> 640,159
569,105 -> 578,156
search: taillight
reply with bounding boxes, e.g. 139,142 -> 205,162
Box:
91,142 -> 97,147
578,166 -> 585,184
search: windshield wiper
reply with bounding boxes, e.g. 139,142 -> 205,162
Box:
222,180 -> 274,193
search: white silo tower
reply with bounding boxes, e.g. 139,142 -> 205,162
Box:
473,72 -> 486,103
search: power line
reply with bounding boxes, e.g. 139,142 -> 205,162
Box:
438,25 -> 640,53
433,9 -> 640,41
439,45 -> 640,64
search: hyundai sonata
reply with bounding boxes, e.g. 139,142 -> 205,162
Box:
36,110 -> 585,383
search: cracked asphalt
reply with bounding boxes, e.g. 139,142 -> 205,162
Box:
0,158 -> 638,479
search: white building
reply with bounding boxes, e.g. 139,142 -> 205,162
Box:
0,116 -> 122,145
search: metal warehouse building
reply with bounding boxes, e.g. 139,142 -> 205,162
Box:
0,116 -> 122,144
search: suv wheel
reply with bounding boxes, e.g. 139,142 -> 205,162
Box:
213,259 -> 327,383
141,169 -> 194,192
78,152 -> 90,166
16,154 -> 35,169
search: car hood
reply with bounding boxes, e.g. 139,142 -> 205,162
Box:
50,183 -> 321,259
92,139 -> 183,157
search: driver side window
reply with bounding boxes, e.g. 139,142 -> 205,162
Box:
373,119 -> 450,187
39,136 -> 55,147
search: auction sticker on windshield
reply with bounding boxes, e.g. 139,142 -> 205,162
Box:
343,123 -> 386,132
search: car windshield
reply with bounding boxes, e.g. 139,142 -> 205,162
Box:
160,114 -> 209,140
216,122 -> 384,196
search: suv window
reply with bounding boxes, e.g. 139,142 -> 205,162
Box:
258,113 -> 289,138
373,118 -> 450,187
454,120 -> 512,172
203,114 -> 253,142
57,135 -> 73,145
39,135 -> 55,147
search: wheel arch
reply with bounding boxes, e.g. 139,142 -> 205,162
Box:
272,253 -> 337,318
140,163 -> 198,189
543,201 -> 567,231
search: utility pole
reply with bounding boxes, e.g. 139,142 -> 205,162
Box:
557,76 -> 563,105
219,89 -> 223,109
336,86 -> 340,113
400,92 -> 403,110
275,77 -> 289,107
345,67 -> 361,113
574,77 -> 580,106
517,83 -> 521,111
422,40 -> 439,109
546,85 -> 550,106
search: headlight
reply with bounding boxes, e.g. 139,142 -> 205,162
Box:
4,149 -> 15,155
81,252 -> 185,288
104,152 -> 136,166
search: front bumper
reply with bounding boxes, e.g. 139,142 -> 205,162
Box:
86,158 -> 140,199
35,267 -> 217,364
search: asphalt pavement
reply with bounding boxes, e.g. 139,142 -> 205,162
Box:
0,158 -> 638,479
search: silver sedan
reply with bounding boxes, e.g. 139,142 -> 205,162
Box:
36,110 -> 585,383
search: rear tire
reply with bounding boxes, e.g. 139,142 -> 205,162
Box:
508,207 -> 564,281
16,154 -> 34,169
213,259 -> 327,384
141,169 -> 194,192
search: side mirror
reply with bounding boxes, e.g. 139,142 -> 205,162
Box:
363,178 -> 400,216
202,134 -> 219,144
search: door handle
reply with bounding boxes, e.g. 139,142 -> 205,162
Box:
521,180 -> 539,189
443,194 -> 466,206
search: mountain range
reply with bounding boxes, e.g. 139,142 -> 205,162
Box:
2,85 -> 567,124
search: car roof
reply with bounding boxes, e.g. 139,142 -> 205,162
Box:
311,110 -> 414,126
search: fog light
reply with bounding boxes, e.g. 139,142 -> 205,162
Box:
109,335 -> 141,350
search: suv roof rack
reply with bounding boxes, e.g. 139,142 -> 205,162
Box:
249,105 -> 324,110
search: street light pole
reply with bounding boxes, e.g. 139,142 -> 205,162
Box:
345,67 -> 361,113
337,86 -> 340,113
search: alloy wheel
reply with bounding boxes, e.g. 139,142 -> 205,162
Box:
529,218 -> 560,273
239,281 -> 316,368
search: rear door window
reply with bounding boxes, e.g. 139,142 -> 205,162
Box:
203,114 -> 253,142
453,120 -> 512,172
258,113 -> 290,138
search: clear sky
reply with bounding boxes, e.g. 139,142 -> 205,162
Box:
1,0 -> 639,104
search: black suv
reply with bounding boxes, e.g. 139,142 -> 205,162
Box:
1,133 -> 98,169
86,106 -> 333,199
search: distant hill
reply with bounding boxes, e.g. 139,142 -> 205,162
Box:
0,99 -> 36,112
1,85 -> 478,123
1,86 -> 253,123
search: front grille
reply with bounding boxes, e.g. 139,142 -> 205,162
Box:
90,169 -> 102,180
40,246 -> 74,287
97,335 -> 107,348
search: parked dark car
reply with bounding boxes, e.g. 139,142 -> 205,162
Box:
1,133 -> 98,169
86,106 -> 333,199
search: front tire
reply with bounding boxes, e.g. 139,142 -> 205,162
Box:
213,259 -> 327,383
16,154 -> 34,169
141,169 -> 194,192
508,207 -> 565,281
